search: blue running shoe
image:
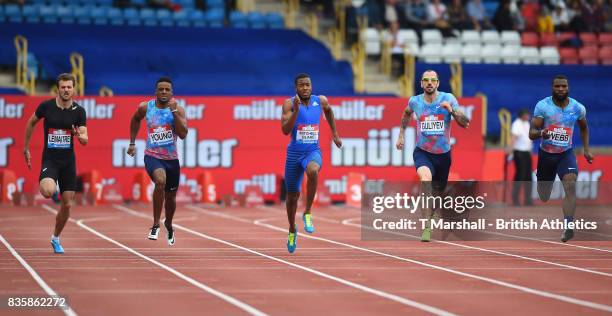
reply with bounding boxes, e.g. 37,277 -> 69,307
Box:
287,229 -> 297,254
51,239 -> 64,254
303,213 -> 314,234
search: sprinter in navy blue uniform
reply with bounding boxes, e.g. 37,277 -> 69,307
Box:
281,73 -> 342,253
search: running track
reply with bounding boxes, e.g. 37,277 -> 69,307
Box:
1,203 -> 611,316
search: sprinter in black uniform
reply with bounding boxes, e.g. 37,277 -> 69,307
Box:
24,73 -> 88,254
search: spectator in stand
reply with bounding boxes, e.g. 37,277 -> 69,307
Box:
448,0 -> 472,30
427,0 -> 454,37
568,0 -> 588,32
552,1 -> 572,31
384,0 -> 402,46
466,0 -> 493,30
493,0 -> 518,31
538,5 -> 555,33
402,0 -> 430,40
521,0 -> 541,31
591,0 -> 607,32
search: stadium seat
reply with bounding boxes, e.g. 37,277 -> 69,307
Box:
520,47 -> 540,64
557,32 -> 576,45
23,5 -> 40,23
173,10 -> 190,27
579,33 -> 598,47
481,30 -> 501,45
75,6 -> 92,24
579,46 -> 598,65
190,10 -> 206,27
397,29 -> 418,46
91,6 -> 108,25
157,9 -> 173,27
521,32 -> 538,47
559,48 -> 579,64
229,11 -> 248,28
140,8 -> 157,26
107,7 -> 123,26
481,45 -> 502,64
539,32 -> 558,47
461,44 -> 481,63
461,30 -> 481,45
501,45 -> 521,64
403,42 -> 420,56
207,0 -> 225,10
57,6 -> 75,24
40,5 -> 58,24
599,33 -> 612,47
420,44 -> 443,63
442,43 -> 461,63
265,12 -> 284,29
130,0 -> 147,6
5,4 -> 22,23
247,12 -> 266,29
206,9 -> 225,28
501,31 -> 521,46
176,0 -> 196,9
599,46 -> 612,65
124,8 -> 141,26
540,47 -> 560,65
96,0 -> 114,6
422,29 -> 443,45
363,28 -> 381,55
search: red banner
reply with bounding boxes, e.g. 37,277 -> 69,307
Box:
0,95 -> 488,202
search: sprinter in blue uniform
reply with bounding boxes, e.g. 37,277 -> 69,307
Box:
281,73 -> 342,253
529,75 -> 593,242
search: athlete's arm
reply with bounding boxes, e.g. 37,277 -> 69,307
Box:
23,114 -> 41,170
127,102 -> 147,157
529,117 -> 549,140
169,99 -> 188,139
73,126 -> 88,145
321,96 -> 342,148
281,97 -> 299,135
441,100 -> 469,128
396,107 -> 413,150
577,118 -> 593,163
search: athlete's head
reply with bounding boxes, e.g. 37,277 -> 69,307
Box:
155,77 -> 173,104
294,73 -> 312,101
56,73 -> 75,101
420,70 -> 439,95
552,74 -> 569,102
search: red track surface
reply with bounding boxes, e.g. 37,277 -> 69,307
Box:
1,203 -> 611,316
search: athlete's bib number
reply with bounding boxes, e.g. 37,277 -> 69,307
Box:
149,125 -> 174,147
296,124 -> 319,144
420,114 -> 445,136
47,128 -> 71,149
547,125 -> 571,147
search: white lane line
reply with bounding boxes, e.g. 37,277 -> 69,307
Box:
189,205 -> 612,313
42,205 -> 268,316
115,204 -> 457,316
0,234 -> 78,316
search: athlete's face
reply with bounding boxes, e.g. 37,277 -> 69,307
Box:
552,79 -> 569,101
295,78 -> 312,100
156,82 -> 173,104
420,71 -> 439,95
57,80 -> 74,101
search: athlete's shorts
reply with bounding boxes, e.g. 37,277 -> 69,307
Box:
144,155 -> 180,192
39,155 -> 77,193
413,147 -> 452,191
284,149 -> 323,193
536,148 -> 578,181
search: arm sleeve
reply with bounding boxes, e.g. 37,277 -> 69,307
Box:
76,107 -> 87,126
578,104 -> 586,120
34,102 -> 46,119
533,102 -> 544,118
449,94 -> 460,111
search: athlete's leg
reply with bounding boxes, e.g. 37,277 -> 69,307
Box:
558,151 -> 578,242
39,178 -> 57,198
536,150 -> 557,202
417,166 -> 434,219
151,168 -> 166,227
54,191 -> 74,237
304,161 -> 320,214
39,160 -> 58,198
561,173 -> 577,219
285,151 -> 304,234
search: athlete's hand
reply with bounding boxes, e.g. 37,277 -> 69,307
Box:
541,129 -> 551,140
293,94 -> 301,112
396,133 -> 404,150
126,144 -> 136,157
168,98 -> 178,112
333,133 -> 342,148
440,101 -> 453,113
24,148 -> 31,170
584,151 -> 594,164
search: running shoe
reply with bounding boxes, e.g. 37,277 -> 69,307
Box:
148,225 -> 160,240
561,229 -> 574,242
164,222 -> 175,246
51,239 -> 64,254
303,213 -> 314,234
287,228 -> 297,254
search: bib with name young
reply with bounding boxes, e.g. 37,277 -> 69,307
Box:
47,128 -> 71,149
296,124 -> 319,144
148,124 -> 175,148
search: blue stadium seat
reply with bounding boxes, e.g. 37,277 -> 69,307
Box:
173,10 -> 190,27
91,6 -> 109,25
124,8 -> 140,26
206,0 -> 225,10
96,0 -> 114,6
130,0 -> 147,7
75,6 -> 93,24
190,10 -> 206,27
63,0 -> 81,5
30,0 -> 47,4
26,53 -> 38,79
248,12 -> 265,29
107,7 -> 123,26
40,5 -> 58,24
205,9 -> 224,28
176,0 -> 195,9
483,2 -> 498,18
80,0 -> 97,6
157,9 -> 173,27
57,6 -> 75,24
5,4 -> 22,23
23,5 -> 40,24
140,8 -> 157,26
266,12 -> 284,29
229,11 -> 248,28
